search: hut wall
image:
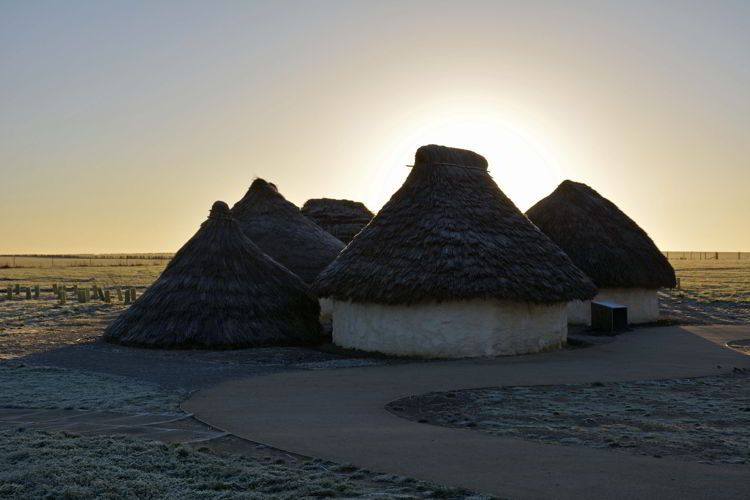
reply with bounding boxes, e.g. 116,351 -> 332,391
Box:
566,288 -> 660,325
331,299 -> 567,358
319,297 -> 333,319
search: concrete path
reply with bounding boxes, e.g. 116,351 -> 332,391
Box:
184,325 -> 750,499
0,408 -> 227,443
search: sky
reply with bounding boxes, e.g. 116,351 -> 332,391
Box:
1,0 -> 748,253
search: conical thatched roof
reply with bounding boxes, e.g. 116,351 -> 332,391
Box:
231,179 -> 345,283
301,198 -> 374,244
526,180 -> 676,289
314,145 -> 597,305
103,201 -> 321,348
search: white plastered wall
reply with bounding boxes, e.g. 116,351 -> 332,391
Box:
331,299 -> 567,358
566,288 -> 660,325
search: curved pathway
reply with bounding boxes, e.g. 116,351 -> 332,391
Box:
184,325 -> 750,499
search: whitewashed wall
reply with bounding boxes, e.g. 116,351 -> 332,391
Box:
331,299 -> 567,358
567,288 -> 660,325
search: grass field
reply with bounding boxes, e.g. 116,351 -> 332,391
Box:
0,279 -> 486,499
0,261 -> 166,289
1,255 -> 747,330
0,428 -> 485,499
390,372 -> 750,465
0,253 -> 747,498
0,254 -> 172,269
0,262 -> 167,360
0,363 -> 487,499
659,259 -> 750,324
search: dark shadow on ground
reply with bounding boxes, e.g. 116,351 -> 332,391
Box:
14,339 -> 396,392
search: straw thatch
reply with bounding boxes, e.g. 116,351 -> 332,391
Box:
526,180 -> 676,289
301,198 -> 374,244
314,145 -> 597,305
103,201 -> 321,349
231,179 -> 345,283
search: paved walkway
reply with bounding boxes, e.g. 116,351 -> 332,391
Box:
184,325 -> 750,500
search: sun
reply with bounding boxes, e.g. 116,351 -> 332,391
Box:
368,111 -> 564,212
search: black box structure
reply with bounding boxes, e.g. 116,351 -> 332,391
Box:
591,301 -> 628,334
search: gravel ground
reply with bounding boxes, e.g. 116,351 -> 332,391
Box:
389,372 -> 750,465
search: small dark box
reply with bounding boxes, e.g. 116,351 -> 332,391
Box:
591,301 -> 628,334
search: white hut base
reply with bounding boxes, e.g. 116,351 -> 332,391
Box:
331,299 -> 567,358
567,288 -> 659,325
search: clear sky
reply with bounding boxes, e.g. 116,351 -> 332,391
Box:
1,0 -> 748,253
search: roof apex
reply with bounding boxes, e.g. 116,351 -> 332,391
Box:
415,144 -> 488,170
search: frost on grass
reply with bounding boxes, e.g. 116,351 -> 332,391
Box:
389,373 -> 750,465
0,362 -> 183,413
659,259 -> 750,324
0,263 -> 163,337
0,430 -> 488,500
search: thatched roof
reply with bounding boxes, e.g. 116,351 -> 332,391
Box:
301,198 -> 374,244
103,201 -> 321,349
526,180 -> 676,289
313,145 -> 597,305
231,179 -> 345,283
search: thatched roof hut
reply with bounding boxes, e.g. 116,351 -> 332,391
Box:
231,179 -> 345,284
526,180 -> 676,289
301,198 -> 373,244
103,201 -> 321,348
314,145 -> 597,358
526,180 -> 676,324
